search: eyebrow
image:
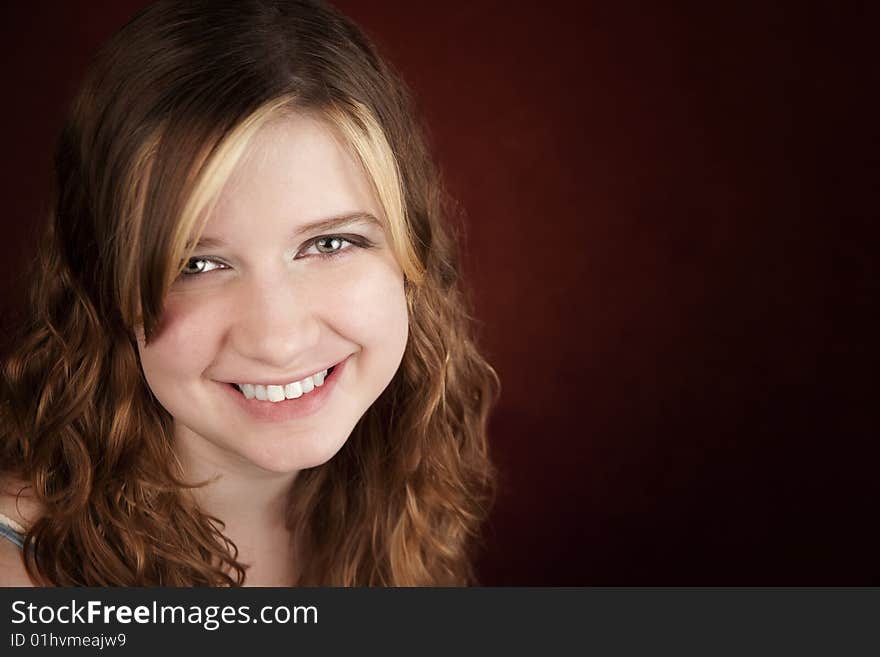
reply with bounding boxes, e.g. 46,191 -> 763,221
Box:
191,212 -> 382,250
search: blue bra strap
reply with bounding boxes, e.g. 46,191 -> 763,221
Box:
0,521 -> 25,549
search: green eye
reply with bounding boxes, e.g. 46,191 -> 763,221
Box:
181,258 -> 225,276
313,236 -> 347,254
299,234 -> 368,259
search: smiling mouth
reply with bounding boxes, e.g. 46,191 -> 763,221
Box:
227,364 -> 338,400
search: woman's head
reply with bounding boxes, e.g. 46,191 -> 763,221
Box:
138,111 -> 410,476
64,0 -> 441,477
2,0 -> 499,585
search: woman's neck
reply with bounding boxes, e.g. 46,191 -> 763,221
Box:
174,428 -> 300,586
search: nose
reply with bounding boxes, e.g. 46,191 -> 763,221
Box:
226,273 -> 322,371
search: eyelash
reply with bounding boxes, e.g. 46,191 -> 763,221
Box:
180,234 -> 371,277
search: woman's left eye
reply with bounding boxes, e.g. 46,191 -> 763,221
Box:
297,235 -> 358,259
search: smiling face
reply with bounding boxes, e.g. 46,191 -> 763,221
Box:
135,112 -> 409,477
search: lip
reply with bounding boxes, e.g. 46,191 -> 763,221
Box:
221,354 -> 350,422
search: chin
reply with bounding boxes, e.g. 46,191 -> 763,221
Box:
241,434 -> 351,475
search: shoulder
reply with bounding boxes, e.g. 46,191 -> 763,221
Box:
0,474 -> 42,530
0,539 -> 33,586
0,474 -> 41,587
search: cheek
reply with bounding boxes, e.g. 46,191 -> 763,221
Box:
137,294 -> 228,384
332,255 -> 408,348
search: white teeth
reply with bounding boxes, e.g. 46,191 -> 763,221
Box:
284,381 -> 303,399
237,368 -> 330,403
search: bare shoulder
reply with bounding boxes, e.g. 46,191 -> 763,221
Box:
0,474 -> 40,586
0,539 -> 33,586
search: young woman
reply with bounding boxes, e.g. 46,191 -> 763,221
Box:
0,0 -> 499,586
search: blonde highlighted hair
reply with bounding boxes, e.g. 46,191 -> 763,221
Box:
0,0 -> 499,586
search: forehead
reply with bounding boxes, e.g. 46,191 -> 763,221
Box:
202,112 -> 382,239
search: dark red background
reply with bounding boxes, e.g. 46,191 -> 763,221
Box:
1,2 -> 876,584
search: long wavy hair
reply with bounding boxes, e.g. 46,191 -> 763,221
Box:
0,0 -> 499,586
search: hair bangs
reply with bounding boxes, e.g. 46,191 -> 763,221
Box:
133,95 -> 296,341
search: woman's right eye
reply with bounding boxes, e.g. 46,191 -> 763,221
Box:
181,257 -> 227,276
